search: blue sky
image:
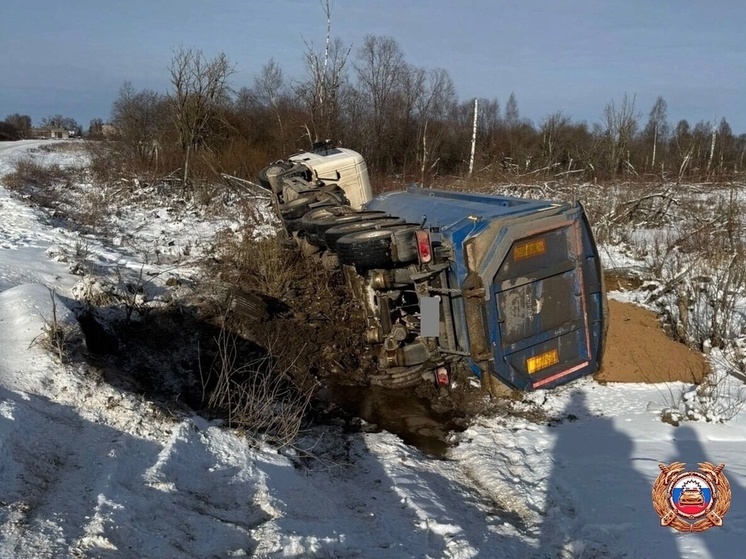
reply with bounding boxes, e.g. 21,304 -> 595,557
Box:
1,0 -> 744,133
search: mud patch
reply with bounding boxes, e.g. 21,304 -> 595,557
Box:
595,299 -> 709,384
326,384 -> 463,457
604,270 -> 644,291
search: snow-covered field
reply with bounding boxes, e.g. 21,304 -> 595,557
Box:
1,140 -> 745,558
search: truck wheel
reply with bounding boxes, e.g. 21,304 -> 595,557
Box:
335,225 -> 419,268
319,183 -> 349,205
285,216 -> 304,232
257,162 -> 291,192
256,164 -> 278,189
279,195 -> 319,220
323,217 -> 405,250
295,233 -> 322,256
228,291 -> 269,322
301,205 -> 356,244
369,365 -> 425,388
313,211 -> 389,246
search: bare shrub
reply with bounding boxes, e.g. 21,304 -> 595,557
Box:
192,180 -> 219,207
85,139 -> 128,185
214,138 -> 273,181
480,180 -> 683,248
643,186 -> 746,351
656,255 -> 746,350
2,157 -> 76,191
115,265 -> 151,324
85,139 -> 178,190
216,233 -> 301,298
660,364 -> 746,425
77,188 -> 112,228
73,237 -> 91,261
32,289 -> 76,363
200,317 -> 315,446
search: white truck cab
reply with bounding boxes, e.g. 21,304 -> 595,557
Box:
288,146 -> 373,210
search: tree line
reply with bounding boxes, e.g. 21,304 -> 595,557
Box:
4,35 -> 745,186
0,114 -> 82,141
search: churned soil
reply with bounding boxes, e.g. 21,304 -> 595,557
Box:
595,299 -> 709,384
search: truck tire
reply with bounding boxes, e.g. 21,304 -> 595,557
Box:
323,217 -> 405,250
279,194 -> 319,220
335,225 -> 419,268
256,166 -> 272,189
228,291 -> 269,322
319,183 -> 349,205
301,205 -> 356,244
285,216 -> 304,232
312,211 -> 389,246
369,365 -> 425,388
257,162 -> 292,192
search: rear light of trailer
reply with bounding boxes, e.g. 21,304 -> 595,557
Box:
436,366 -> 450,386
416,230 -> 432,263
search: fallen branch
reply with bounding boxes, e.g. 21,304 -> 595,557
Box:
220,173 -> 271,199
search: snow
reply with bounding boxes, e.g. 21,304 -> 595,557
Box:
1,140 -> 746,558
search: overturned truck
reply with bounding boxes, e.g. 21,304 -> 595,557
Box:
257,142 -> 607,393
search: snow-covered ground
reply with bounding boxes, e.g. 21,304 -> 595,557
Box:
1,140 -> 745,558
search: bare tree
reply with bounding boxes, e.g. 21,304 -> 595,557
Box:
504,92 -> 520,128
707,120 -> 717,175
642,96 -> 669,170
716,117 -> 736,175
503,92 -> 523,160
87,118 -> 104,139
599,93 -> 639,176
168,47 -> 234,190
475,98 -> 501,164
469,98 -> 478,177
299,0 -> 351,143
539,111 -> 571,169
111,81 -> 167,167
414,68 -> 456,180
671,119 -> 695,178
4,113 -> 32,138
354,35 -> 406,169
254,58 -> 288,152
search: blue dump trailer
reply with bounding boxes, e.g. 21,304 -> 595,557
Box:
365,186 -> 606,391
258,145 -> 607,393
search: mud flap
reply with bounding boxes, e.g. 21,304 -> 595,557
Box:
419,296 -> 440,338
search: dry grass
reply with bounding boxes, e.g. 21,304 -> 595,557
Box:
213,232 -> 303,298
200,314 -> 315,446
660,361 -> 746,425
2,157 -> 80,196
31,289 -> 77,364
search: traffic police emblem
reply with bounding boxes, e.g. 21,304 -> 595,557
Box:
652,462 -> 731,532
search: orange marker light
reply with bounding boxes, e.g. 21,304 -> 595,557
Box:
526,348 -> 559,375
514,238 -> 547,261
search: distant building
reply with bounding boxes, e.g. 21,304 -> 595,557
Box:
28,127 -> 74,139
49,128 -> 71,139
